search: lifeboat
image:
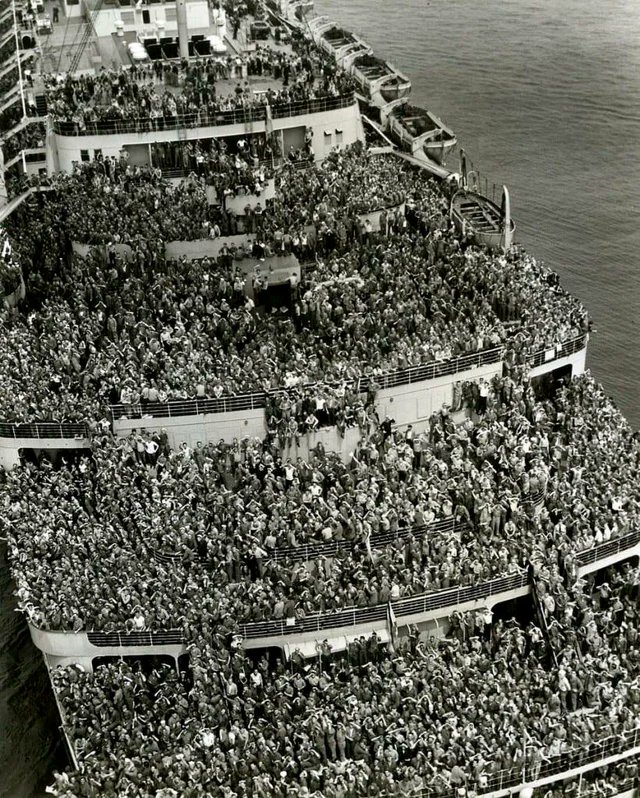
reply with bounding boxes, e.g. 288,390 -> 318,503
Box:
287,0 -> 314,20
450,186 -> 515,251
347,52 -> 412,107
385,100 -> 457,165
315,24 -> 371,63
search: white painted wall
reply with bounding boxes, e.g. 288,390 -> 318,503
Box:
529,345 -> 587,379
112,406 -> 266,450
376,360 -> 502,432
52,103 -> 363,173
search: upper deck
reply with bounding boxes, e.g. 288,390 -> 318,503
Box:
29,6 -> 362,169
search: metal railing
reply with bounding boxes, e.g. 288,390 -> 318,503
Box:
152,516 -> 462,565
108,334 -> 588,425
267,516 -> 460,563
528,333 -> 588,369
110,347 -> 502,422
77,528 -> 640,648
241,602 -> 388,640
53,107 -> 267,137
364,346 -> 502,390
575,529 -> 640,567
239,569 -> 528,639
411,727 -> 640,798
52,94 -> 356,138
86,629 -> 184,647
392,571 -> 528,619
0,421 -> 88,439
155,491 -> 545,566
269,92 -> 355,119
110,391 -> 266,421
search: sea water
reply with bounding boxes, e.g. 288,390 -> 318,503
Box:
2,1 -> 640,794
317,0 -> 640,427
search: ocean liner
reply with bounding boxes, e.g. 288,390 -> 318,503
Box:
0,0 -> 639,796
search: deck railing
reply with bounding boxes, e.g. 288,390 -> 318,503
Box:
0,421 -> 88,439
86,629 -> 184,647
110,391 -> 267,421
79,525 -> 640,647
154,491 -> 550,567
52,93 -> 356,137
575,529 -> 640,567
81,572 -> 527,646
411,726 -> 640,798
109,334 -> 588,424
528,333 -> 587,369
239,569 -> 528,639
109,346 -> 502,422
152,516 -> 463,566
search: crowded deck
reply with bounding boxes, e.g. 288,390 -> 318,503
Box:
0,146 -> 588,426
0,0 -> 638,794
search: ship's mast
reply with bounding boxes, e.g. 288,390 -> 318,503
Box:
176,0 -> 189,58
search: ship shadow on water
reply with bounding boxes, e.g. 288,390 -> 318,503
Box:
0,541 -> 66,798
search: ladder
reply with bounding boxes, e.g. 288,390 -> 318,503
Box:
68,0 -> 104,74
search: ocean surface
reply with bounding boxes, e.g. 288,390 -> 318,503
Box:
2,1 -> 640,795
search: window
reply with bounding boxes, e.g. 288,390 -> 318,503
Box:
94,148 -> 102,160
335,128 -> 343,145
80,149 -> 90,162
66,0 -> 79,5
165,6 -> 176,18
142,8 -> 150,23
323,130 -> 332,145
120,10 -> 134,23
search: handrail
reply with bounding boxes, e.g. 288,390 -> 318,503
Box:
73,524 -> 640,644
155,490 -> 542,566
53,107 -> 266,136
110,391 -> 267,421
86,629 -> 184,647
575,528 -> 640,567
268,515 -> 460,562
51,94 -> 356,138
239,569 -> 528,639
153,516 -> 464,565
78,571 -> 525,644
110,347 -> 503,421
411,726 -> 640,798
109,335 -> 588,424
0,421 -> 89,439
528,333 -> 588,369
391,571 -> 528,619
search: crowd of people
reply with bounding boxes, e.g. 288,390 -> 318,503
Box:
0,63 -> 18,102
538,761 -> 639,798
0,145 -> 589,424
0,44 -> 634,794
5,372 -> 640,632
151,131 -> 280,196
1,120 -> 46,163
45,560 -> 640,798
44,25 -> 355,134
